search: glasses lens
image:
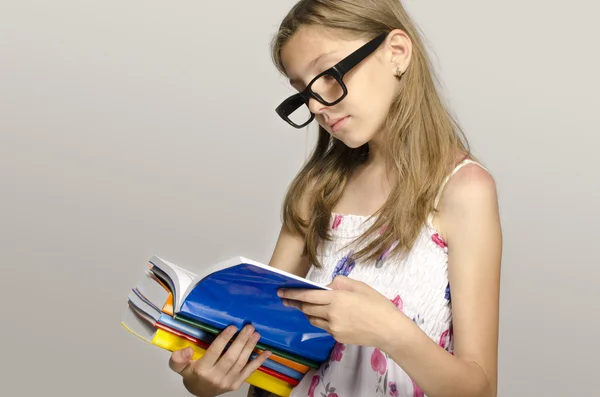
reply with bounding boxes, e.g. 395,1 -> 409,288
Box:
288,103 -> 312,127
310,72 -> 345,104
279,95 -> 313,127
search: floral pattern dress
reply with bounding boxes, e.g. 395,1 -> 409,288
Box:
288,214 -> 452,397
289,159 -> 484,397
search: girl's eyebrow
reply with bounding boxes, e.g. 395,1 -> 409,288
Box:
289,50 -> 338,86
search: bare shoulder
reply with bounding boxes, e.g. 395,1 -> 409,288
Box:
442,162 -> 498,210
436,162 -> 500,243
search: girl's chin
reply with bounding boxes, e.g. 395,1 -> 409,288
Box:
338,135 -> 370,149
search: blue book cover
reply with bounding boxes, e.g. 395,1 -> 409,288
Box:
149,255 -> 337,364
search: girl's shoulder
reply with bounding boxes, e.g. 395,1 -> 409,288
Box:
432,157 -> 499,242
439,158 -> 496,209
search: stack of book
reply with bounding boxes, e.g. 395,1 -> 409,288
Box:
121,255 -> 337,396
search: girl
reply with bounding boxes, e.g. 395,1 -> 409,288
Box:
169,1 -> 502,397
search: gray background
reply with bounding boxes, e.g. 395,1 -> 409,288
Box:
2,0 -> 598,396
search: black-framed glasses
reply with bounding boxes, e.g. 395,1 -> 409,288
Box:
275,32 -> 388,128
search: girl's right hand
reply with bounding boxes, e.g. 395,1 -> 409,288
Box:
168,324 -> 271,397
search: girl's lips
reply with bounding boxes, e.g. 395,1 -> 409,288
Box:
331,116 -> 349,133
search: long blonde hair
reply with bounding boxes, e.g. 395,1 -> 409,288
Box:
271,0 -> 471,268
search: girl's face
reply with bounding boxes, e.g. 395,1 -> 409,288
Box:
280,25 -> 411,149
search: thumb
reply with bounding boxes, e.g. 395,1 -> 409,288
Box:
168,346 -> 194,375
328,275 -> 357,291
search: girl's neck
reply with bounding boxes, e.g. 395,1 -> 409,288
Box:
365,134 -> 389,169
361,133 -> 399,189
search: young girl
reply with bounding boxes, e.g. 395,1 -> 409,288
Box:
168,1 -> 502,397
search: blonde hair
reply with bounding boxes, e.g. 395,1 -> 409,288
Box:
271,0 -> 471,268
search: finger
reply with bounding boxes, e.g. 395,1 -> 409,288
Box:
307,315 -> 329,331
168,347 -> 195,375
237,350 -> 273,387
277,288 -> 333,305
283,299 -> 329,319
226,331 -> 261,378
198,325 -> 237,369
214,324 -> 255,374
328,275 -> 359,291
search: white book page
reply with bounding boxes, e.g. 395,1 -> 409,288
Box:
135,271 -> 170,309
128,288 -> 161,322
150,255 -> 198,311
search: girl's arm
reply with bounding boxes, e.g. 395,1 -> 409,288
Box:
266,180 -> 314,277
267,224 -> 311,277
381,164 -> 502,397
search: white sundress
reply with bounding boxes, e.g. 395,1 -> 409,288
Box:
288,159 -> 485,397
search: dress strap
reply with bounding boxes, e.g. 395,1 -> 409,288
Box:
426,159 -> 489,227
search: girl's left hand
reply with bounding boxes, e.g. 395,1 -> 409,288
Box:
277,275 -> 406,348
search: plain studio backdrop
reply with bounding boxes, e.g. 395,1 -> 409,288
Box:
1,0 -> 598,396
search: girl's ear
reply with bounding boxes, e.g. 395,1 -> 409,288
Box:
386,29 -> 412,77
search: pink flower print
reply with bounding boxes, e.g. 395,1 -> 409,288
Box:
308,375 -> 319,397
412,379 -> 424,397
389,381 -> 399,397
439,329 -> 449,348
370,348 -> 387,375
391,294 -> 403,311
439,326 -> 454,351
328,394 -> 339,397
330,342 -> 346,362
331,214 -> 343,230
432,233 -> 447,249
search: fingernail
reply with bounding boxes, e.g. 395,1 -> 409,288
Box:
184,347 -> 193,359
277,290 -> 283,297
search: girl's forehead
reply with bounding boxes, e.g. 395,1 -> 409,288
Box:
281,26 -> 359,80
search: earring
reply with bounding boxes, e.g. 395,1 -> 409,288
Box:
396,67 -> 405,78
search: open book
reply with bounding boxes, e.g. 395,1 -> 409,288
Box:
126,255 -> 337,364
